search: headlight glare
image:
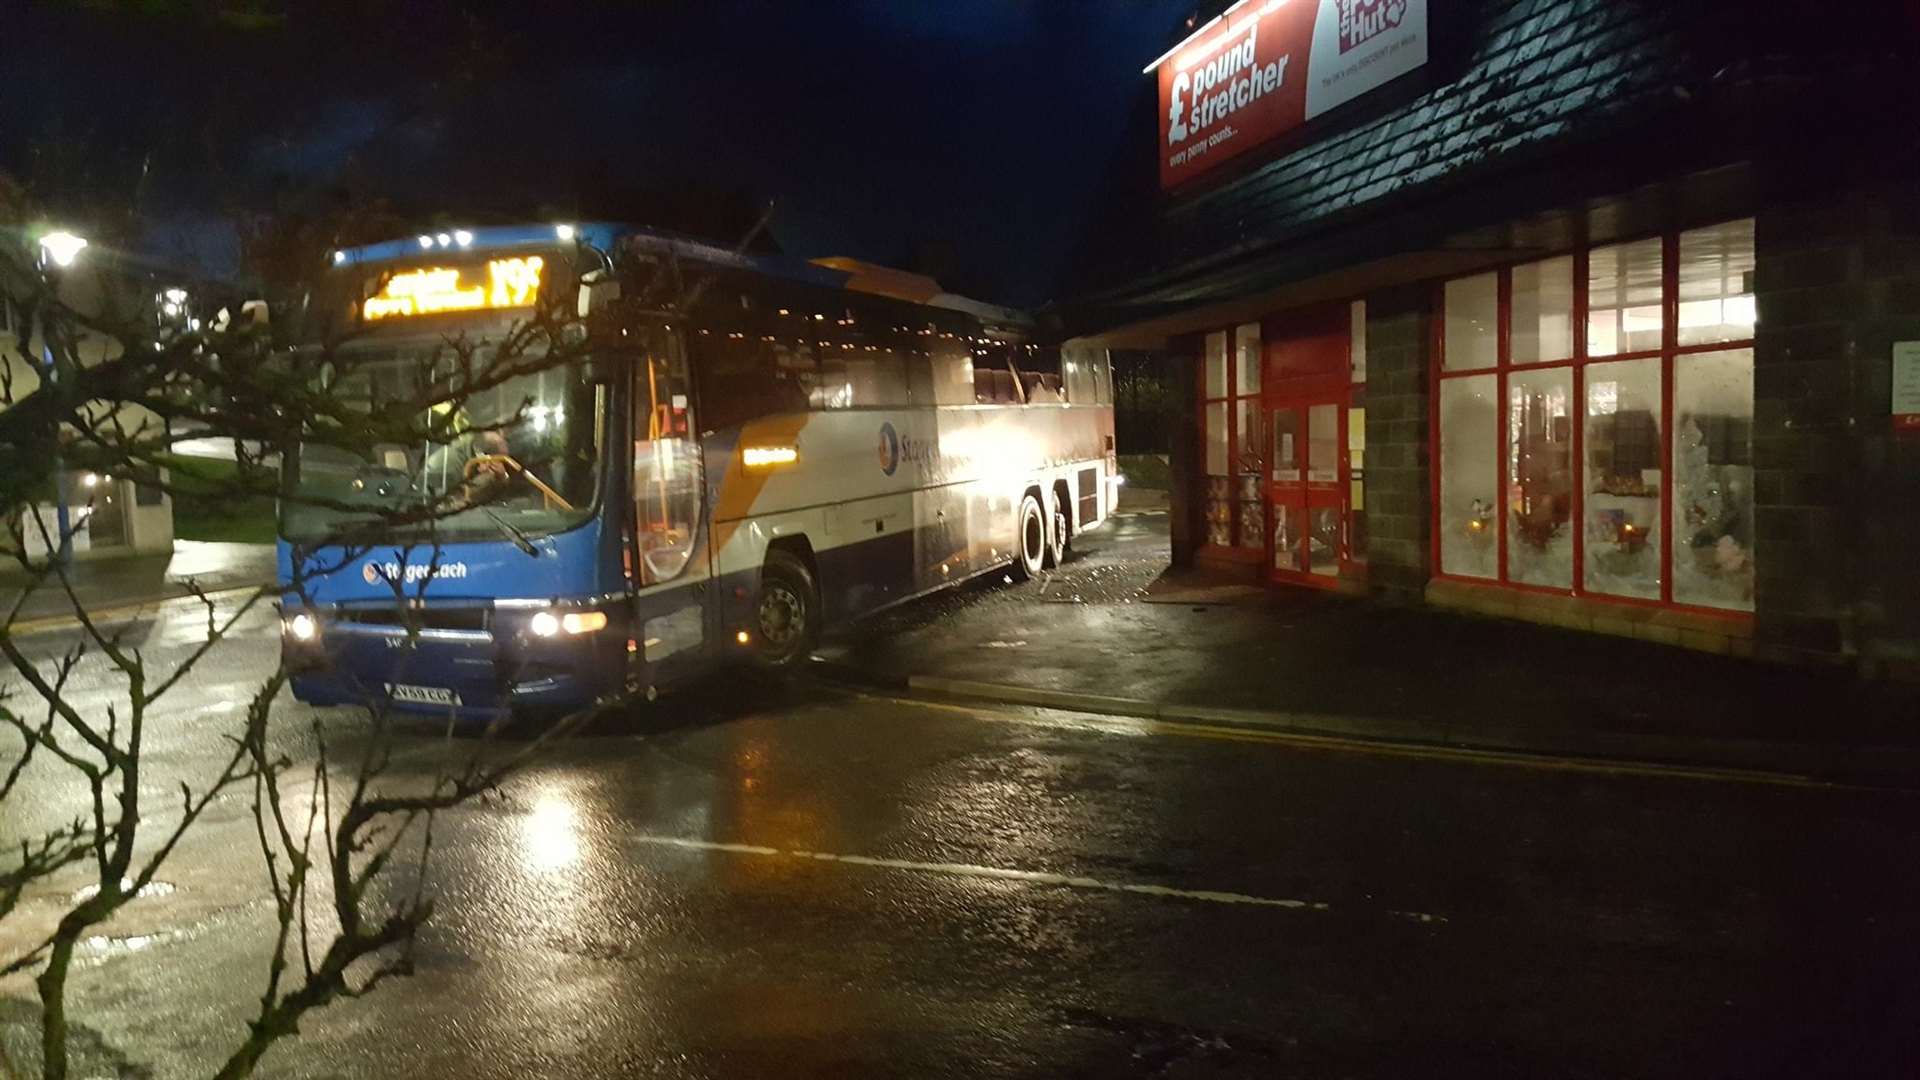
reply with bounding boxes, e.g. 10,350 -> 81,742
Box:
286,613 -> 317,642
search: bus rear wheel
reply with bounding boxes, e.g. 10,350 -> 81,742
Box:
751,549 -> 818,670
1011,493 -> 1047,581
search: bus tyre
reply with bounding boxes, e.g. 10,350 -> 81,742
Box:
751,549 -> 818,670
1044,502 -> 1069,569
1012,493 -> 1047,581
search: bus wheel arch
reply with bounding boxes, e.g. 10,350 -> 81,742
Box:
751,537 -> 819,669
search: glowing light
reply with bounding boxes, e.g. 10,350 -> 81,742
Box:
742,446 -> 798,468
735,630 -> 751,645
560,611 -> 608,635
81,473 -> 98,488
362,256 -> 544,320
332,250 -> 347,265
555,223 -> 576,241
286,613 -> 317,641
417,235 -> 434,249
453,229 -> 473,247
39,231 -> 88,267
520,787 -> 581,873
529,611 -> 561,637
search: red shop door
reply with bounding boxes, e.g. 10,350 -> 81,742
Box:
1267,395 -> 1349,582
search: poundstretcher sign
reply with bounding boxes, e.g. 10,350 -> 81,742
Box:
1153,0 -> 1428,190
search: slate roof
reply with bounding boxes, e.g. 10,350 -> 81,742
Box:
1076,0 -> 1914,315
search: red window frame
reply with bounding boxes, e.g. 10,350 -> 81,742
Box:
1429,220 -> 1756,619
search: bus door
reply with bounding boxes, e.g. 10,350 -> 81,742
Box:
626,325 -> 712,688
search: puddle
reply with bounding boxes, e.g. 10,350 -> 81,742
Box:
71,879 -> 177,904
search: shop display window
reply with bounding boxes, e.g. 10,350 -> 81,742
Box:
1439,375 -> 1498,578
1199,324 -> 1264,550
1435,218 -> 1756,615
1672,348 -> 1754,610
1583,357 -> 1662,598
1506,367 -> 1573,588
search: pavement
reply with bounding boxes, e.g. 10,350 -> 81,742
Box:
820,489 -> 1920,786
2,538 -> 1919,1076
0,541 -> 277,628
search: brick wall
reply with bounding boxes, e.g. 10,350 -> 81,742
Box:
1755,184 -> 1920,673
1361,284 -> 1431,602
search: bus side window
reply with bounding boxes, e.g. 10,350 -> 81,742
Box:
633,328 -> 702,585
1064,343 -> 1103,404
929,340 -> 975,405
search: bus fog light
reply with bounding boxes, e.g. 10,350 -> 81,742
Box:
529,611 -> 561,637
561,611 -> 608,635
286,613 -> 318,642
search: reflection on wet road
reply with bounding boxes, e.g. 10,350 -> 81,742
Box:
2,558 -> 1919,1077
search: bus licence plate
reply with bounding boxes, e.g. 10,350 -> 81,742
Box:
386,683 -> 461,707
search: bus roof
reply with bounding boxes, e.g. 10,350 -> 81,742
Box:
329,222 -> 1032,330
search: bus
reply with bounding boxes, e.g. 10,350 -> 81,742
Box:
278,223 -> 1117,719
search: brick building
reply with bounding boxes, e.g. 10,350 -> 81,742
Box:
1064,0 -> 1920,675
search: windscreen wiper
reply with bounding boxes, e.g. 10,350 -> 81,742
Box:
483,508 -> 539,558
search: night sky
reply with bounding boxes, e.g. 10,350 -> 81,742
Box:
8,2 -> 1193,305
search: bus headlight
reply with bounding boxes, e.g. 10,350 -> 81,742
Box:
285,613 -> 318,642
530,610 -> 608,637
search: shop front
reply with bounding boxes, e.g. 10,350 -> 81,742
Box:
1198,305 -> 1367,587
1065,0 -> 1920,675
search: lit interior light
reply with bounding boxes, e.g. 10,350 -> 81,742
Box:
561,611 -> 608,635
286,613 -> 317,641
555,223 -> 576,241
454,229 -> 473,247
332,250 -> 347,265
742,446 -> 798,468
82,473 -> 98,488
530,611 -> 560,637
417,235 -> 434,249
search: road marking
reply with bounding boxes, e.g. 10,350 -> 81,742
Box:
857,691 -> 1894,793
7,583 -> 272,637
627,833 -> 1446,924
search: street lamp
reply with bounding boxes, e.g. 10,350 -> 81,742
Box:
34,228 -> 89,563
38,230 -> 88,268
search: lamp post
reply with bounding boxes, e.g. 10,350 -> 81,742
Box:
36,229 -> 88,564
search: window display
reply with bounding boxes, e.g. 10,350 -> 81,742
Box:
1199,325 -> 1265,550
1437,218 -> 1756,616
1439,375 -> 1498,579
1506,368 -> 1572,588
1583,357 -> 1662,599
1673,348 -> 1754,611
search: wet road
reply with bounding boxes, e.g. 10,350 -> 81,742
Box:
4,542 -> 1920,1076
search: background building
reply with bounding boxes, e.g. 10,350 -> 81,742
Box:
1066,0 -> 1920,676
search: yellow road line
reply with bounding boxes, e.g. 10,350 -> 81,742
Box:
859,690 -> 1891,793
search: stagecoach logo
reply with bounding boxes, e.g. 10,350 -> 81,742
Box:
877,422 -> 938,476
361,560 -> 470,586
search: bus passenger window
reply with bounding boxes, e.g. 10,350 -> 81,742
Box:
633,331 -> 702,585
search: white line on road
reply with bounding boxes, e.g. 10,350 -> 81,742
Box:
627,834 -> 1447,923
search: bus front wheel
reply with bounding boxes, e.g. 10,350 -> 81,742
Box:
1011,493 -> 1047,581
751,549 -> 818,669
